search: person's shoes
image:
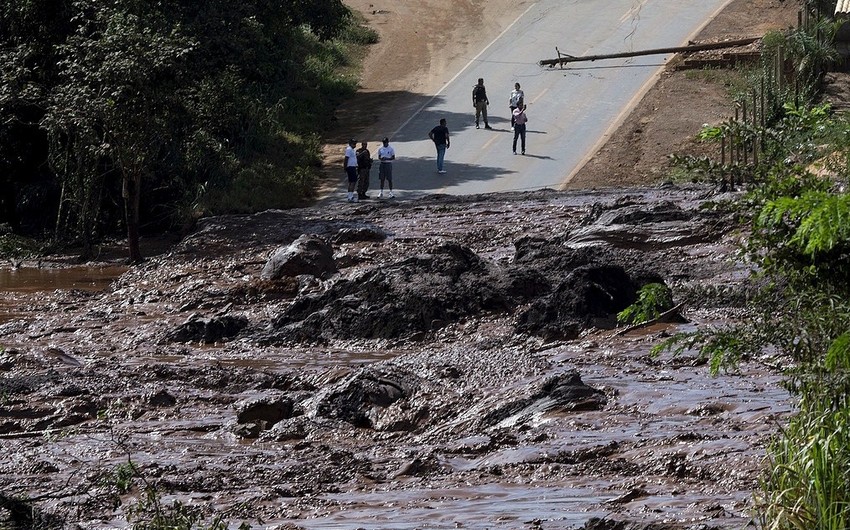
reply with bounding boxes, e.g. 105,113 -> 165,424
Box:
521,151 -> 525,155
351,195 -> 359,202
510,126 -> 514,131
513,151 -> 517,155
438,170 -> 447,174
388,192 -> 395,198
378,191 -> 384,198
358,194 -> 368,200
476,124 -> 480,129
484,124 -> 492,130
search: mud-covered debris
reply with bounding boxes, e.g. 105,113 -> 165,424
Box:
261,234 -> 337,280
316,367 -> 420,429
480,370 -> 606,428
580,517 -> 679,530
42,347 -> 82,366
267,242 -> 513,342
147,388 -> 177,407
516,265 -> 645,339
331,225 -> 388,244
168,313 -> 249,344
391,454 -> 443,478
236,395 -> 297,429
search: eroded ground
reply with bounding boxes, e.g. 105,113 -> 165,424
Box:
1,187 -> 791,529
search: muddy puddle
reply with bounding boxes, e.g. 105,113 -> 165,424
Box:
0,265 -> 127,292
0,265 -> 126,325
303,484 -> 609,529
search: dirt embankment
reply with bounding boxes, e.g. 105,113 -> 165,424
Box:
334,0 -> 798,190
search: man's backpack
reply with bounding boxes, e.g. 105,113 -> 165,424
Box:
473,85 -> 485,102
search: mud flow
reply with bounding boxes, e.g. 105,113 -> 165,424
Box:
0,186 -> 790,529
0,266 -> 127,325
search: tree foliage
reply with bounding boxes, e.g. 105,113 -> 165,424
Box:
0,0 -> 363,260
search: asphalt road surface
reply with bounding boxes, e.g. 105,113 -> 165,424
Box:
383,0 -> 733,198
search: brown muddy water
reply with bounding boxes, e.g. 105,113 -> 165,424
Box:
0,265 -> 127,324
0,265 -> 127,292
296,326 -> 786,529
3,320 -> 791,529
0,188 -> 795,529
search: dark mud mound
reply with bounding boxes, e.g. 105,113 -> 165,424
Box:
580,518 -> 684,530
259,234 -> 667,343
315,366 -> 423,430
0,493 -> 65,530
516,264 -> 644,340
265,242 -> 522,342
512,243 -> 663,339
167,314 -> 249,344
260,234 -> 338,280
480,371 -> 607,428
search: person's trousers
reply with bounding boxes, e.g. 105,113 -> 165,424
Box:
435,144 -> 447,171
379,162 -> 393,188
475,101 -> 488,126
513,124 -> 526,153
357,168 -> 370,197
345,166 -> 358,187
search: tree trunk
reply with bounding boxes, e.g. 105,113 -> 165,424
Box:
124,173 -> 143,264
1,173 -> 20,232
539,37 -> 760,67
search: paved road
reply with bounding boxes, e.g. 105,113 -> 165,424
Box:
384,0 -> 733,198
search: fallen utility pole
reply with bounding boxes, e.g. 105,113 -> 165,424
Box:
539,37 -> 760,67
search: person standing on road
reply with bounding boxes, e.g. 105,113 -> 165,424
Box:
472,78 -> 491,129
512,103 -> 528,155
429,118 -> 450,174
509,83 -> 525,130
356,141 -> 373,200
344,138 -> 359,202
377,137 -> 396,198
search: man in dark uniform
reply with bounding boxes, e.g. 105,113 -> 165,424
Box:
472,78 -> 491,129
356,141 -> 373,200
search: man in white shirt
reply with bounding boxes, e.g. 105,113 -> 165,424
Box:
509,83 -> 525,131
377,137 -> 396,198
344,139 -> 359,202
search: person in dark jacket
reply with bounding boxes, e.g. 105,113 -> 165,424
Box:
472,78 -> 491,129
356,141 -> 373,199
429,118 -> 450,173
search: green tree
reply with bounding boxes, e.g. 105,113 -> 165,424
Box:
3,0 -> 360,261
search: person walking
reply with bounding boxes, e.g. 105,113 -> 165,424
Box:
509,83 -> 525,130
472,78 -> 491,129
512,103 -> 528,155
429,118 -> 450,174
377,137 -> 396,198
356,141 -> 372,200
344,138 -> 359,202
